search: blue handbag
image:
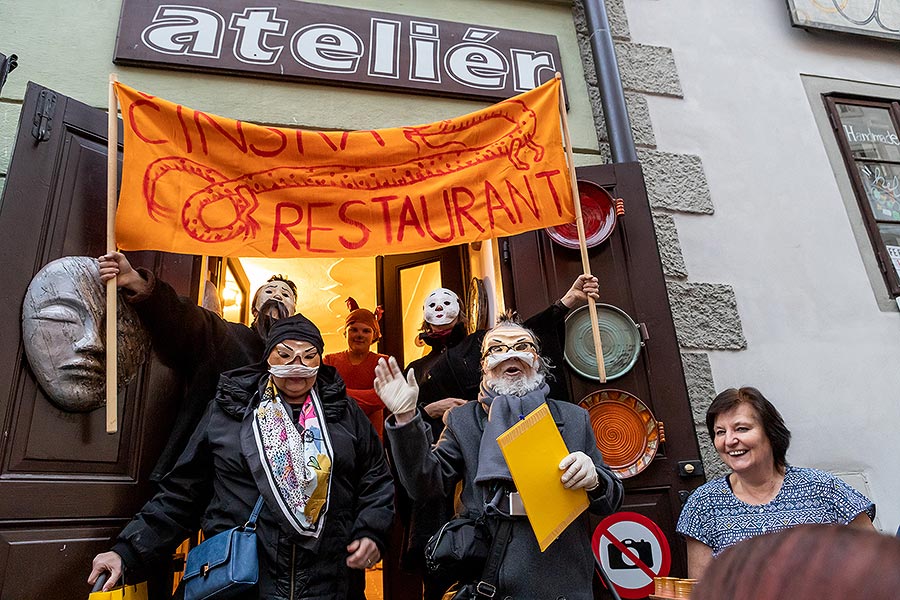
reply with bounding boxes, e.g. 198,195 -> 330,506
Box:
183,496 -> 265,600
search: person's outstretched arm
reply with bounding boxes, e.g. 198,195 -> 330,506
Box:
99,251 -> 236,369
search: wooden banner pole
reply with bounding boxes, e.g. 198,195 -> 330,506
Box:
106,73 -> 119,433
555,73 -> 606,382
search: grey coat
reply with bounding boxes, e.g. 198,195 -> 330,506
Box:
386,398 -> 623,600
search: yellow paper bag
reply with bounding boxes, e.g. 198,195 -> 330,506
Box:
88,581 -> 148,600
497,403 -> 589,552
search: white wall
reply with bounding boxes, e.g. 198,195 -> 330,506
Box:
624,0 -> 900,533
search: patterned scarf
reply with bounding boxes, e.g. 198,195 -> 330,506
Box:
474,381 -> 551,486
252,377 -> 333,538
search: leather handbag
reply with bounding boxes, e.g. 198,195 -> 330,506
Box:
425,516 -> 491,583
182,496 -> 264,600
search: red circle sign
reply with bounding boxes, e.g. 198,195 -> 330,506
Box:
592,512 -> 672,599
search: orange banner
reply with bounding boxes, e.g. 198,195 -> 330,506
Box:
114,79 -> 574,257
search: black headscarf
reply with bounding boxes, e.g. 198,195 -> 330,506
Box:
264,312 -> 325,358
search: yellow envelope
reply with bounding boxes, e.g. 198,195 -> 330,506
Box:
497,403 -> 589,551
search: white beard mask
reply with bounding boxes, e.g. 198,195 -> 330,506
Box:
269,363 -> 319,378
487,369 -> 545,397
483,351 -> 544,397
423,288 -> 460,326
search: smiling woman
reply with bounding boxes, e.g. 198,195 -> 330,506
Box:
21,256 -> 149,412
676,387 -> 876,581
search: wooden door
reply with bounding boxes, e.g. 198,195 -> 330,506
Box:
376,246 -> 467,368
501,162 -> 705,583
0,82 -> 196,599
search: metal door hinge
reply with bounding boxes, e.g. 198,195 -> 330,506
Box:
32,89 -> 57,142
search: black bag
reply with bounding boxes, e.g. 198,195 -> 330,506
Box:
424,516 -> 491,582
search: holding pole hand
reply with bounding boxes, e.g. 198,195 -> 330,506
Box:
373,356 -> 418,425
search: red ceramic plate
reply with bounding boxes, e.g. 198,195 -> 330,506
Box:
545,180 -> 616,249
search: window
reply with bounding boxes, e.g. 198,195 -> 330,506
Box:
825,96 -> 900,297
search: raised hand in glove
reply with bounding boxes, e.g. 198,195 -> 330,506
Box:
374,356 -> 418,424
559,451 -> 600,491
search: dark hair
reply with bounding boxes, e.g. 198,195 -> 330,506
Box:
693,525 -> 900,600
705,387 -> 791,470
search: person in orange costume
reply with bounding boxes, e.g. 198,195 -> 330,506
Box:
325,299 -> 389,438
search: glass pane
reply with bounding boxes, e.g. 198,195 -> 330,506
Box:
858,163 -> 900,222
836,104 -> 900,161
221,264 -> 246,324
879,224 -> 900,283
399,261 -> 443,366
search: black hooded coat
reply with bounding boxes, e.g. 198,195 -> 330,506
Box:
112,363 -> 394,599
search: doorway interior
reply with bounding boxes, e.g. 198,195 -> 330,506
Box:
203,244 -> 480,599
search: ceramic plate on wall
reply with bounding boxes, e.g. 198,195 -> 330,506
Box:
545,180 -> 617,249
563,303 -> 641,381
579,389 -> 660,478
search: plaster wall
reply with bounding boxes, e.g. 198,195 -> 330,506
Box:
623,0 -> 900,532
0,0 -> 602,177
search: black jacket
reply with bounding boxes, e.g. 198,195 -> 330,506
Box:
416,302 -> 572,407
112,364 -> 394,599
125,269 -> 264,481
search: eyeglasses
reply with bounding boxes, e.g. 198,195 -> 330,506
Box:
482,341 -> 537,357
272,343 -> 320,365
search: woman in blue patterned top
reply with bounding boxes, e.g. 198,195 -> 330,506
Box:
676,387 -> 875,579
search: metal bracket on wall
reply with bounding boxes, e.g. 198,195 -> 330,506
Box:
677,460 -> 704,478
32,89 -> 57,143
0,52 -> 17,96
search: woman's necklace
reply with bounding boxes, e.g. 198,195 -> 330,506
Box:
732,471 -> 785,505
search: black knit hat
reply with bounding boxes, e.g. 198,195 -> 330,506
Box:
264,313 -> 324,357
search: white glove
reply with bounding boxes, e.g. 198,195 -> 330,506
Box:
373,356 -> 418,417
559,451 -> 599,490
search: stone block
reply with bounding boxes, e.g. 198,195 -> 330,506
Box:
696,427 -> 729,480
614,42 -> 682,97
652,212 -> 687,279
639,150 -> 714,214
681,351 -> 715,425
666,282 -> 747,350
572,0 -> 630,42
590,91 -> 656,148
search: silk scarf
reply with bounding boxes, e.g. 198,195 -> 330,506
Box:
252,377 -> 333,537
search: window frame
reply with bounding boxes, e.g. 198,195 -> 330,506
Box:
824,94 -> 900,297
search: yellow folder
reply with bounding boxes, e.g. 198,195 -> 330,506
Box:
497,403 -> 589,552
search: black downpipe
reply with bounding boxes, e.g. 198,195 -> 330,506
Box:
581,0 -> 638,163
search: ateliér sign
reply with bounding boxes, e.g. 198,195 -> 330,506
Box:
113,0 -> 565,102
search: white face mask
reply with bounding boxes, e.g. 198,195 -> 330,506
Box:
268,363 -> 319,378
423,288 -> 460,326
483,350 -> 540,371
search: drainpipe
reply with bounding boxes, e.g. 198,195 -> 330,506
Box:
580,0 -> 637,163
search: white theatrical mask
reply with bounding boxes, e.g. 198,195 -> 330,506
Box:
423,288 -> 460,326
